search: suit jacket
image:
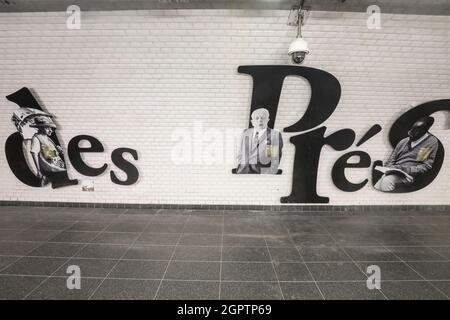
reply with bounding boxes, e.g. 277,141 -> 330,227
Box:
236,127 -> 283,174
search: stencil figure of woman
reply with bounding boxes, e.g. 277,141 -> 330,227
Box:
29,116 -> 67,186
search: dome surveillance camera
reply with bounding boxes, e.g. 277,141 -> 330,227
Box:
288,37 -> 310,64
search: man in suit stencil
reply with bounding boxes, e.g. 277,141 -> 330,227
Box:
236,108 -> 283,174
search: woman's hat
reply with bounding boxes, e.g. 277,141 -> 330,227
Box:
30,116 -> 57,129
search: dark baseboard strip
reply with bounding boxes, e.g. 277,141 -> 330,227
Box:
0,200 -> 449,215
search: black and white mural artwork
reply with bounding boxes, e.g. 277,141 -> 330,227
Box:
232,65 -> 449,203
5,87 -> 139,189
4,66 -> 449,203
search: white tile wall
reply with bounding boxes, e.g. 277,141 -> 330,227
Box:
0,9 -> 449,205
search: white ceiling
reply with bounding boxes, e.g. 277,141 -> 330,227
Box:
1,0 -> 449,15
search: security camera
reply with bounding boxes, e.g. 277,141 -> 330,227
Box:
288,37 -> 310,64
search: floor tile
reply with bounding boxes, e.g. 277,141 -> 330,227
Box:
91,279 -> 159,300
172,246 -> 221,261
429,281 -> 450,298
291,234 -> 335,246
407,262 -> 450,280
307,262 -> 366,281
156,280 -> 219,300
76,244 -> 128,259
145,223 -> 185,234
222,247 -> 270,262
0,275 -> 46,299
0,220 -> 36,229
356,262 -> 422,280
413,234 -> 450,246
188,216 -> 223,225
0,256 -> 20,270
30,221 -> 75,231
26,277 -> 102,300
388,246 -> 446,261
91,232 -> 140,245
285,223 -> 327,234
318,281 -> 386,300
2,257 -> 67,276
183,222 -> 222,234
136,233 -> 180,245
49,231 -> 100,243
28,242 -> 84,258
0,229 -> 22,240
344,246 -> 399,262
280,282 -> 323,300
150,215 -> 188,224
105,222 -> 148,233
264,235 -> 295,247
273,262 -> 313,281
67,221 -> 111,231
221,262 -> 277,281
165,261 -> 220,280
108,260 -> 168,279
268,247 -> 302,262
221,282 -> 282,300
0,241 -> 43,256
54,258 -> 118,277
374,233 -> 424,246
124,245 -> 175,260
429,247 -> 450,259
382,281 -> 447,299
178,234 -> 222,246
90,208 -> 126,215
223,235 -> 266,247
332,233 -> 380,246
9,230 -> 61,242
224,223 -> 265,235
299,246 -> 350,262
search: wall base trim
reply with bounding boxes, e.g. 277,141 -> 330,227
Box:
1,201 -> 449,215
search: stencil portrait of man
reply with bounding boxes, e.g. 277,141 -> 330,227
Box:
236,108 -> 283,174
374,116 -> 439,192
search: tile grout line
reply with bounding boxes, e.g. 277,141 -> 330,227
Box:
320,222 -> 390,300
86,209 -> 156,300
22,208 -> 124,300
384,245 -> 450,299
0,213 -> 62,274
1,256 -> 449,264
427,246 -> 450,260
16,217 -> 83,300
263,237 -> 285,300
218,212 -> 224,300
0,273 -> 446,283
153,213 -> 192,300
3,238 -> 450,249
283,224 -> 325,300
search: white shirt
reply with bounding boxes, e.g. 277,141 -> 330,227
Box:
411,133 -> 429,148
252,128 -> 267,141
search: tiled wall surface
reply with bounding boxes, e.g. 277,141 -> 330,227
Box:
0,9 -> 449,205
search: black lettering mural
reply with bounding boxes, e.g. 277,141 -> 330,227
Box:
281,127 -> 355,203
333,151 -> 371,192
5,88 -> 139,188
237,65 -> 449,203
68,135 -> 108,176
110,148 -> 139,186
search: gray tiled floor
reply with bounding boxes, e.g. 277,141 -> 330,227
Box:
0,206 -> 449,300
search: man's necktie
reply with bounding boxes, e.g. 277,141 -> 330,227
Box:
254,131 -> 259,148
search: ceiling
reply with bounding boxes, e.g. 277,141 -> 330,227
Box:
1,0 -> 449,15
